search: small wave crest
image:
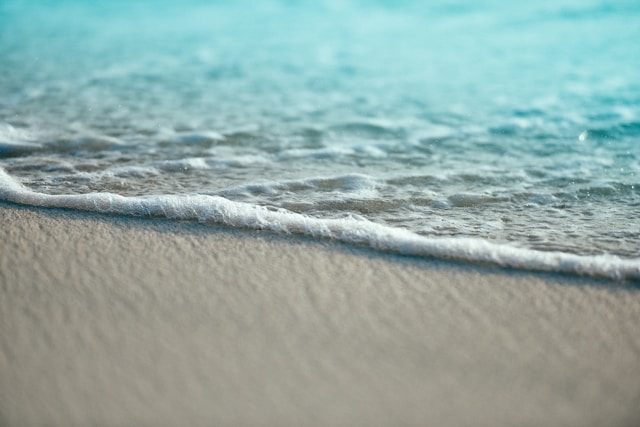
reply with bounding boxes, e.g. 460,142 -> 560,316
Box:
219,173 -> 378,194
0,123 -> 43,157
1,167 -> 638,281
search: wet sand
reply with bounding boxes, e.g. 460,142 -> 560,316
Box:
1,201 -> 639,427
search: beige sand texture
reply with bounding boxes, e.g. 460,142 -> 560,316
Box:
1,201 -> 639,427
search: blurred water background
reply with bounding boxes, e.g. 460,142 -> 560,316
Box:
1,0 -> 639,262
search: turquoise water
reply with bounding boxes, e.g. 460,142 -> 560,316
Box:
1,0 -> 640,277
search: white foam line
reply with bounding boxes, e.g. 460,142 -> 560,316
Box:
1,167 -> 638,280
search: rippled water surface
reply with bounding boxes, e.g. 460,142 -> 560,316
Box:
1,0 -> 640,258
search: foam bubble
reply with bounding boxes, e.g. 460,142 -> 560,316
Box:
1,167 -> 638,281
156,158 -> 210,172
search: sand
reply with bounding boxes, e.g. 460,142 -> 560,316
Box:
1,200 -> 639,427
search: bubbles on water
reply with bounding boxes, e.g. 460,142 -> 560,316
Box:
578,130 -> 588,141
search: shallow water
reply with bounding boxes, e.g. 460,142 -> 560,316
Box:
1,0 -> 639,277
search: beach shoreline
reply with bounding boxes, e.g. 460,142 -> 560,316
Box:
1,201 -> 639,426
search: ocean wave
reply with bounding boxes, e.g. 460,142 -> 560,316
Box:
1,167 -> 638,281
0,123 -> 43,157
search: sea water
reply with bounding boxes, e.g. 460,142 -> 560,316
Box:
1,0 -> 639,279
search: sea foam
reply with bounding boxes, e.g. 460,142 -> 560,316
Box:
1,167 -> 638,281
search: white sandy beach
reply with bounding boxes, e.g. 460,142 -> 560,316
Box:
1,201 -> 639,427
